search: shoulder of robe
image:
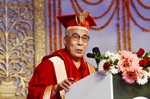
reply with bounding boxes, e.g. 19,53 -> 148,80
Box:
87,62 -> 96,74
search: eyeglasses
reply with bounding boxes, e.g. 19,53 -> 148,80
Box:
66,33 -> 90,43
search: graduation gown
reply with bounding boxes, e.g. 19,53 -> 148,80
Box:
27,49 -> 96,99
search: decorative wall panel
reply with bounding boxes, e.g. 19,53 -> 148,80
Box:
0,0 -> 47,98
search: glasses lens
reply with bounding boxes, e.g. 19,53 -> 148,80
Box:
72,33 -> 80,41
82,35 -> 90,42
69,33 -> 90,43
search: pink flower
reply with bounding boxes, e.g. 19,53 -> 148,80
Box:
122,70 -> 137,84
122,65 -> 142,83
118,50 -> 140,72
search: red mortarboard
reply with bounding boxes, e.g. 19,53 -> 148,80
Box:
57,11 -> 97,30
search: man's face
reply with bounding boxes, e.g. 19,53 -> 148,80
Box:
64,28 -> 90,60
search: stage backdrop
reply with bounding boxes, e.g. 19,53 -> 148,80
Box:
47,0 -> 150,99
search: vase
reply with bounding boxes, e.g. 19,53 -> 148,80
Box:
113,74 -> 150,99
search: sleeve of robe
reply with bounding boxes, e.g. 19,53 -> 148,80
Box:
27,60 -> 61,99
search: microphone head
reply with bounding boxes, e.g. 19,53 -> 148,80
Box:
92,47 -> 101,55
86,53 -> 94,58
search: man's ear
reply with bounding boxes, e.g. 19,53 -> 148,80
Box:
63,37 -> 67,46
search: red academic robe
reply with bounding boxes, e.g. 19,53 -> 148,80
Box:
27,49 -> 95,99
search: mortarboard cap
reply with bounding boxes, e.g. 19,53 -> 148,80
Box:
57,11 -> 97,31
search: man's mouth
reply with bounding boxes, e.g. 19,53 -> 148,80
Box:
76,49 -> 82,53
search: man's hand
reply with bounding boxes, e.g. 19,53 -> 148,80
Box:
54,78 -> 75,93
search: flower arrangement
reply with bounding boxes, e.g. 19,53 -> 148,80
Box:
95,48 -> 150,85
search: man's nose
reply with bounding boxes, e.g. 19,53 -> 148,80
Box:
77,38 -> 83,45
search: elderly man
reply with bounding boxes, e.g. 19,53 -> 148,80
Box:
27,11 -> 97,99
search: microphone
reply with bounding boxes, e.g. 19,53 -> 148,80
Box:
87,47 -> 101,66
